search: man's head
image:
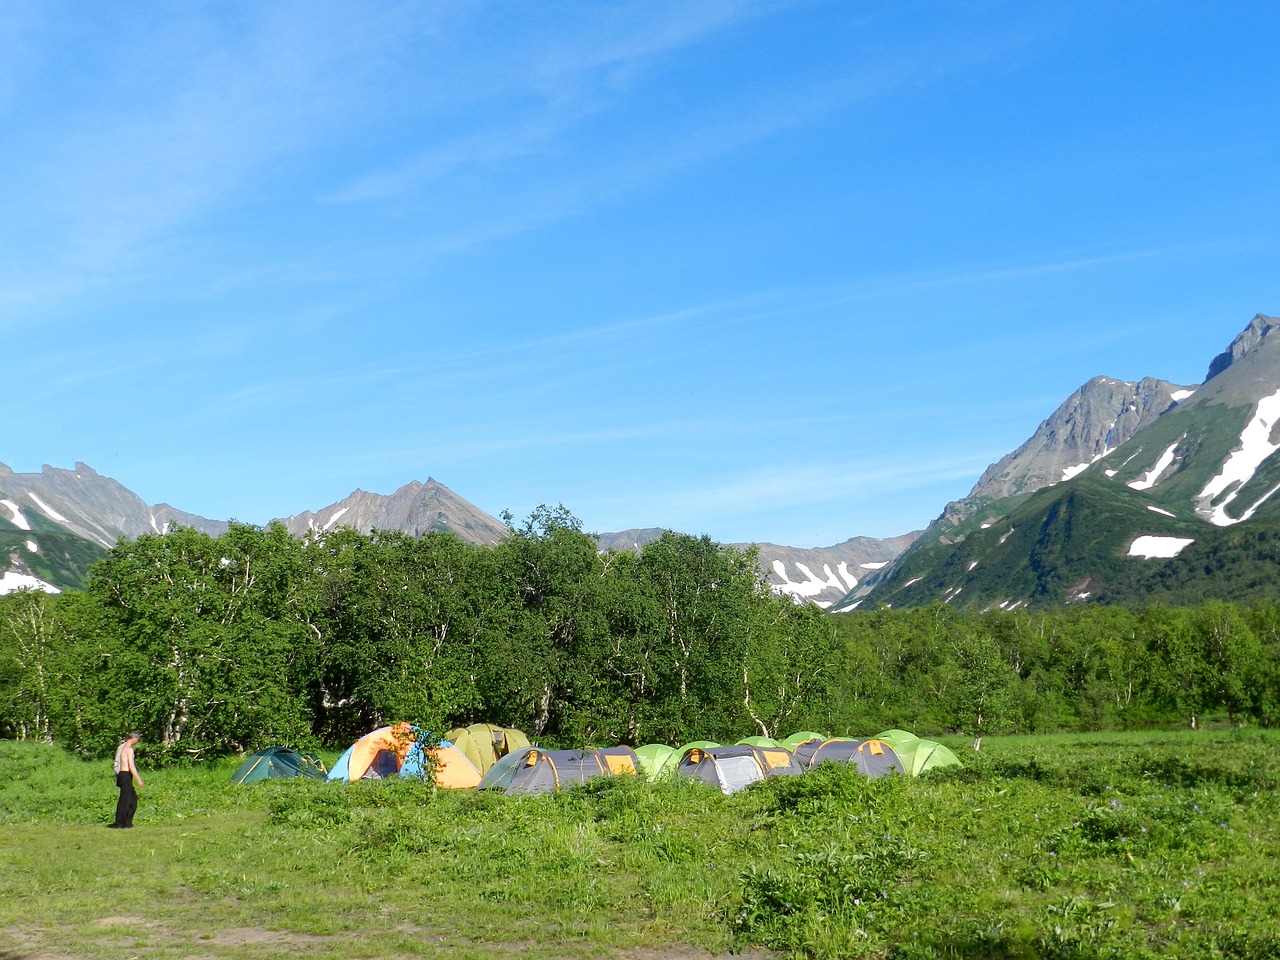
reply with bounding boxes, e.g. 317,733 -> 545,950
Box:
127,731 -> 141,743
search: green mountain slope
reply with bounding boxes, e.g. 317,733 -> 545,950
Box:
852,476 -> 1204,610
0,529 -> 107,592
1096,518 -> 1280,605
843,314 -> 1280,612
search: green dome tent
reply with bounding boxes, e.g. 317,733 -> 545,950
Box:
230,746 -> 327,784
874,729 -> 963,777
634,744 -> 676,781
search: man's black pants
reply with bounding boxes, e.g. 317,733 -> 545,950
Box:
113,771 -> 137,828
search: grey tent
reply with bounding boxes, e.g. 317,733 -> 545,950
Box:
794,738 -> 904,778
478,746 -> 638,795
675,744 -> 802,795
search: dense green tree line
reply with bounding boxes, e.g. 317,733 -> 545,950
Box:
825,602 -> 1280,736
0,510 -> 835,759
2,512 -> 1277,762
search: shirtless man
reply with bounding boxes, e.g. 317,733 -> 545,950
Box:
111,731 -> 145,828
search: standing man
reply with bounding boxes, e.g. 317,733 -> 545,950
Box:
111,731 -> 145,828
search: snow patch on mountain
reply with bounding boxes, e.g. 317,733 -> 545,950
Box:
1199,388 -> 1280,525
1146,505 -> 1176,518
1128,535 -> 1195,558
0,571 -> 60,595
1171,388 -> 1196,402
770,559 -> 859,607
1061,460 -> 1094,482
323,506 -> 350,531
2,500 -> 30,530
1128,441 -> 1181,491
27,492 -> 68,523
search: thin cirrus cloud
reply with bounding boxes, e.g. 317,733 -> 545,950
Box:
575,455 -> 994,539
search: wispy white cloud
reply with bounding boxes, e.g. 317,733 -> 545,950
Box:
323,1 -> 767,205
0,2 -> 427,315
560,452 -> 995,542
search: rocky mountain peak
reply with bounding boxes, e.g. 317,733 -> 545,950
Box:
1206,314 -> 1280,381
276,478 -> 511,545
967,374 -> 1189,503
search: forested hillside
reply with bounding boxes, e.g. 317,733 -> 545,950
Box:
3,510 -> 1277,762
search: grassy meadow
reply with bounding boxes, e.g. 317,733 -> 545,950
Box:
3,730 -> 1279,959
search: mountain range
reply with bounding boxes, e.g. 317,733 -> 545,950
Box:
4,312 -> 1277,611
837,313 -> 1280,610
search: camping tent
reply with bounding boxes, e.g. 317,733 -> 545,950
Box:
634,743 -> 676,781
793,738 -> 904,778
676,744 -> 803,795
593,745 -> 641,777
401,739 -> 485,789
445,723 -> 531,775
478,746 -> 639,795
329,724 -> 482,789
230,746 -> 327,784
874,729 -> 963,777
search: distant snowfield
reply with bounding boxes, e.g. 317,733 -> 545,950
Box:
1061,460 -> 1094,482
1,499 -> 31,531
1128,535 -> 1195,559
0,571 -> 60,595
769,558 -> 858,607
1146,505 -> 1177,518
27,492 -> 68,523
1200,387 -> 1280,525
1128,441 -> 1180,491
1171,389 -> 1196,402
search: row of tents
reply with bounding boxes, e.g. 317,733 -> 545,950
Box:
230,722 -> 962,796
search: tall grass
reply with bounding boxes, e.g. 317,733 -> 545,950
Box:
3,731 -> 1279,958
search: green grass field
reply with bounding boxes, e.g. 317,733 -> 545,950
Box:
3,730 -> 1279,959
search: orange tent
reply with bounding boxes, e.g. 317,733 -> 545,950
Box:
329,723 -> 482,789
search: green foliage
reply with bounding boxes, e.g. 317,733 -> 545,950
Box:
827,601 -> 1280,735
872,476 -> 1208,611
3,508 -> 842,760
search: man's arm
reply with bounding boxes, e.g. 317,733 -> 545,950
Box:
124,746 -> 145,788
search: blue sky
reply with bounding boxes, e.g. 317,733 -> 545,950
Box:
3,1 -> 1277,547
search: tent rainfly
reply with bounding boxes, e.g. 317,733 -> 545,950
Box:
230,746 -> 327,784
873,729 -> 963,776
445,723 -> 531,775
328,724 -> 482,789
478,746 -> 639,795
793,738 -> 905,777
676,744 -> 803,795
